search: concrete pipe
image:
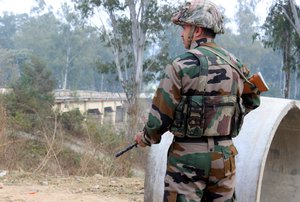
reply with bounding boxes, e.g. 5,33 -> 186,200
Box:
144,97 -> 300,202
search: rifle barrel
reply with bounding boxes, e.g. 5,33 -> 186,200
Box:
115,143 -> 138,158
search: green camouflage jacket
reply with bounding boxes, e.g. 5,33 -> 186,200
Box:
143,38 -> 260,144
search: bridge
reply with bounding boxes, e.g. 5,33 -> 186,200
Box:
54,90 -> 127,125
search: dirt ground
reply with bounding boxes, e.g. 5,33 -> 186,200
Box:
0,171 -> 144,202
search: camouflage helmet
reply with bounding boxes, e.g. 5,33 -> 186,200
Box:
172,0 -> 225,34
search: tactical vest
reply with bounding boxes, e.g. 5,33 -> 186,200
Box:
170,45 -> 246,138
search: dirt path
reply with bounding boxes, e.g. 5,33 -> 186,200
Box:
0,172 -> 144,202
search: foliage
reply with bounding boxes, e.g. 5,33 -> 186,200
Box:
60,109 -> 85,135
256,0 -> 300,98
216,1 -> 286,98
4,55 -> 55,131
1,0 -> 300,179
0,48 -> 33,87
3,10 -> 113,91
83,122 -> 145,177
0,97 -> 8,167
58,148 -> 82,175
0,2 -> 150,177
259,1 -> 295,50
85,122 -> 125,150
73,0 -> 173,119
0,12 -> 29,49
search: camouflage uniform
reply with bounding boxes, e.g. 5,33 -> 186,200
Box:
141,1 -> 260,201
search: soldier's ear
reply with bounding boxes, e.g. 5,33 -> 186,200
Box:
194,27 -> 203,38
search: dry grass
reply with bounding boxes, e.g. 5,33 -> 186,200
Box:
0,95 -> 148,179
0,99 -> 9,168
0,114 -> 146,178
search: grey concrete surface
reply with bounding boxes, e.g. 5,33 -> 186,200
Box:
234,97 -> 300,202
144,97 -> 300,202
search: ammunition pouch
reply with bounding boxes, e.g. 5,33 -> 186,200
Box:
186,95 -> 205,138
170,96 -> 188,137
170,95 -> 245,138
170,95 -> 205,138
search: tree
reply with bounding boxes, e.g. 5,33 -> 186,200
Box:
258,0 -> 300,98
11,6 -> 110,91
0,13 -> 18,49
73,0 -> 172,134
13,12 -> 61,81
55,3 -> 96,90
0,13 -> 29,49
0,49 -> 33,87
282,0 -> 300,37
211,1 -> 283,98
5,55 -> 55,131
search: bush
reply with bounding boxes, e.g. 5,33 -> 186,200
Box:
60,109 -> 84,135
82,122 -> 138,177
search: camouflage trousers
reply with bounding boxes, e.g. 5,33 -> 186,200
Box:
164,137 -> 238,202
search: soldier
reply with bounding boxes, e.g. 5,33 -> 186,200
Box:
134,0 -> 260,201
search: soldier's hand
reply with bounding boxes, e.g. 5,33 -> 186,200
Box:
134,131 -> 147,148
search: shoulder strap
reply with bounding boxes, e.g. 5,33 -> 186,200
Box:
200,45 -> 258,94
186,50 -> 209,93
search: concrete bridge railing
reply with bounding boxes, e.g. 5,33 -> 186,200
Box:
54,90 -> 127,124
144,97 -> 300,202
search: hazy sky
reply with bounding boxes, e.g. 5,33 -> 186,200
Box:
0,0 -> 299,27
0,0 -> 239,17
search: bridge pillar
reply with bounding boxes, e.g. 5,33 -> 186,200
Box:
103,106 -> 116,125
116,106 -> 126,123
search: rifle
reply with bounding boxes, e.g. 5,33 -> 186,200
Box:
115,143 -> 138,158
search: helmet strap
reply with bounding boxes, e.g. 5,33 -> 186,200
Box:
187,25 -> 196,49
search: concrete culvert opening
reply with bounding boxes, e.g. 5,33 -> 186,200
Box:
261,107 -> 300,202
144,97 -> 300,202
